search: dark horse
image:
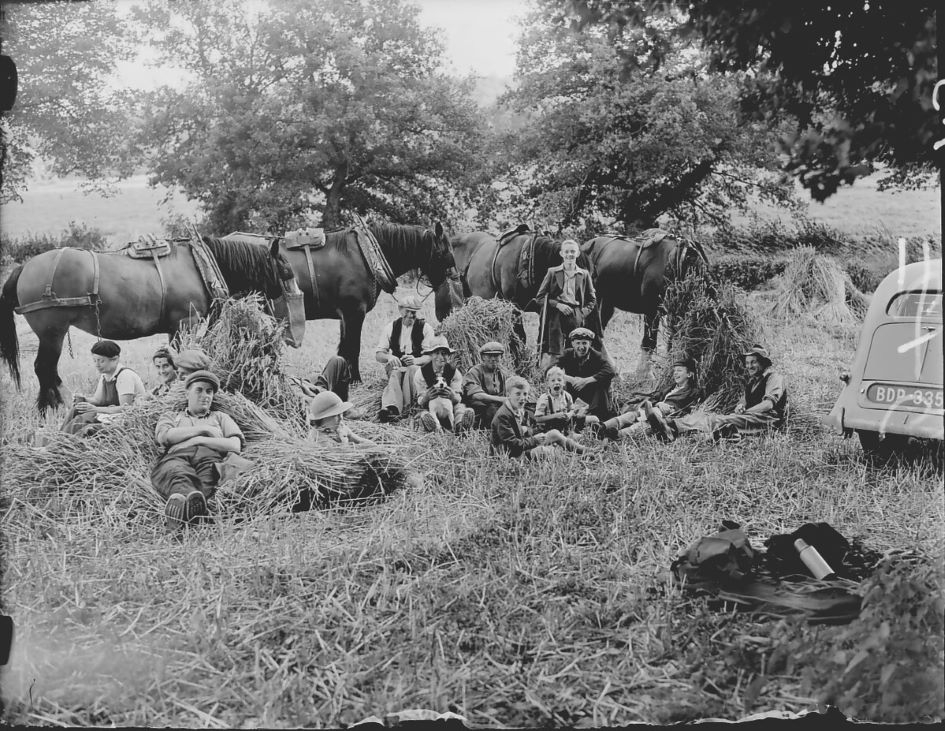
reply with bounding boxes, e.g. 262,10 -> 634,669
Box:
580,230 -> 708,373
0,237 -> 305,412
434,229 -> 597,358
226,222 -> 459,382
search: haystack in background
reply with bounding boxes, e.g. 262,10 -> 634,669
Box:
177,294 -> 306,425
769,247 -> 869,324
655,272 -> 768,412
437,296 -> 532,376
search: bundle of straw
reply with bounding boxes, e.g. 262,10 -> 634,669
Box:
769,247 -> 869,323
436,296 -> 532,375
659,271 -> 767,412
217,439 -> 415,517
177,295 -> 306,424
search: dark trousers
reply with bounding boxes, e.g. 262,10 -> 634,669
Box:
151,446 -> 224,501
471,401 -> 502,429
315,356 -> 351,401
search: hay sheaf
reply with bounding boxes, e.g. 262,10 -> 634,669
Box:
177,294 -> 307,425
658,272 -> 768,412
769,247 -> 869,324
437,296 -> 532,376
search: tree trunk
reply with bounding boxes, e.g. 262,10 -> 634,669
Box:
322,162 -> 348,229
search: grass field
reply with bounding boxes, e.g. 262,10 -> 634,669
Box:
0,177 -> 943,726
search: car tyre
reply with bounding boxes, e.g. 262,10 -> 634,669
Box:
857,430 -> 904,458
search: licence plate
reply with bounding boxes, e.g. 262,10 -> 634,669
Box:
866,383 -> 944,411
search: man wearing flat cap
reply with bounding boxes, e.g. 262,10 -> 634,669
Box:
555,327 -> 617,424
414,335 -> 474,433
462,341 -> 509,428
61,340 -> 146,436
151,369 -> 245,532
174,348 -> 213,379
648,345 -> 788,442
375,295 -> 436,422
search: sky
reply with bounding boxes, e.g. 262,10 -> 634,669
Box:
114,0 -> 528,89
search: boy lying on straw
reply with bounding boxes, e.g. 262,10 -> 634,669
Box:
306,391 -> 374,446
151,370 -> 245,532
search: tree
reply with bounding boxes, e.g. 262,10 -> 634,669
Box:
487,6 -> 795,232
0,1 -> 140,202
133,0 -> 485,232
561,0 -> 939,201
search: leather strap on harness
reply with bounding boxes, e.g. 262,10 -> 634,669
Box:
15,248 -> 101,315
148,236 -> 168,327
303,245 -> 319,308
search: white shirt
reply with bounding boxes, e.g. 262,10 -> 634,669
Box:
375,320 -> 436,357
90,364 -> 146,404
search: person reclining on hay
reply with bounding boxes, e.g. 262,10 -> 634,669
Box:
414,335 -> 475,433
462,341 -> 509,429
648,346 -> 788,443
174,348 -> 213,379
150,347 -> 179,398
297,356 -> 353,401
151,370 -> 245,531
306,391 -> 374,446
491,376 -> 587,459
375,296 -> 436,423
556,327 -> 617,427
533,366 -> 576,435
61,340 -> 147,436
593,356 -> 702,441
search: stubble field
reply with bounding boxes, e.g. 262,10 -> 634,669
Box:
0,178 -> 942,726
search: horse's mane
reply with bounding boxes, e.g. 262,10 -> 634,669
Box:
201,236 -> 280,292
368,223 -> 433,262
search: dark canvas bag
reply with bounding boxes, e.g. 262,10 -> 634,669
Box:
671,521 -> 757,589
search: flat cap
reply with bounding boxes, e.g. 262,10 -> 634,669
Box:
90,340 -> 121,358
175,349 -> 212,372
478,341 -> 505,355
568,327 -> 595,341
184,369 -> 220,390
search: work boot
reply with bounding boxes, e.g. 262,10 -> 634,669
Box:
184,490 -> 208,524
378,406 -> 398,423
456,409 -> 476,434
644,402 -> 675,442
164,494 -> 186,532
418,411 -> 439,432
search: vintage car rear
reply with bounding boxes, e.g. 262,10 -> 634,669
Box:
825,257 -> 943,454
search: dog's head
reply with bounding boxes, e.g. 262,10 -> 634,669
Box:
433,375 -> 448,390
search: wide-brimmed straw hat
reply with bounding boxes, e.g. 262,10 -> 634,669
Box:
478,341 -> 505,355
398,295 -> 423,312
422,335 -> 455,355
742,345 -> 772,366
568,327 -> 595,342
307,391 -> 353,422
184,369 -> 220,390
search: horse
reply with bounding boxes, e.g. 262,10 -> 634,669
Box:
0,237 -> 305,413
433,228 -> 598,364
579,230 -> 709,374
224,222 -> 460,382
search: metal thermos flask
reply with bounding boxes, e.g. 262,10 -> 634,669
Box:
794,538 -> 836,580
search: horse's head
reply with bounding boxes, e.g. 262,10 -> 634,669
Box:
266,238 -> 306,348
423,221 -> 459,290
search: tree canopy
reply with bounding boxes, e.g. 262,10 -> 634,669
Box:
483,5 -> 794,232
0,1 -> 140,202
561,0 -> 939,201
133,0 -> 485,232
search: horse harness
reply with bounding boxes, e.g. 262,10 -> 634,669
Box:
14,247 -> 104,337
491,224 -> 539,297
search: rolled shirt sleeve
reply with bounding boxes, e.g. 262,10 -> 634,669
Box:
375,322 -> 394,355
462,366 -> 486,400
155,412 -> 179,447
762,372 -> 785,408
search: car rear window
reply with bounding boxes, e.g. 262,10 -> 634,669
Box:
886,291 -> 942,320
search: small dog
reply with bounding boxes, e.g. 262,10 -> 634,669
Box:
427,375 -> 455,431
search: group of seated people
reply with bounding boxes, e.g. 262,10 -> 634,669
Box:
54,307 -> 787,532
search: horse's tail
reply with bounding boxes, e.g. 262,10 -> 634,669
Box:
0,264 -> 23,388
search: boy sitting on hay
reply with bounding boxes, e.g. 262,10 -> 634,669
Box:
151,370 -> 245,531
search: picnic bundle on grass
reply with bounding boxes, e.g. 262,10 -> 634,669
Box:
656,272 -> 768,412
768,247 -> 870,324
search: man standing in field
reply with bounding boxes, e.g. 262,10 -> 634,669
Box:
649,345 -> 788,442
375,295 -> 435,422
462,341 -> 509,428
556,327 -> 617,424
151,370 -> 244,531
